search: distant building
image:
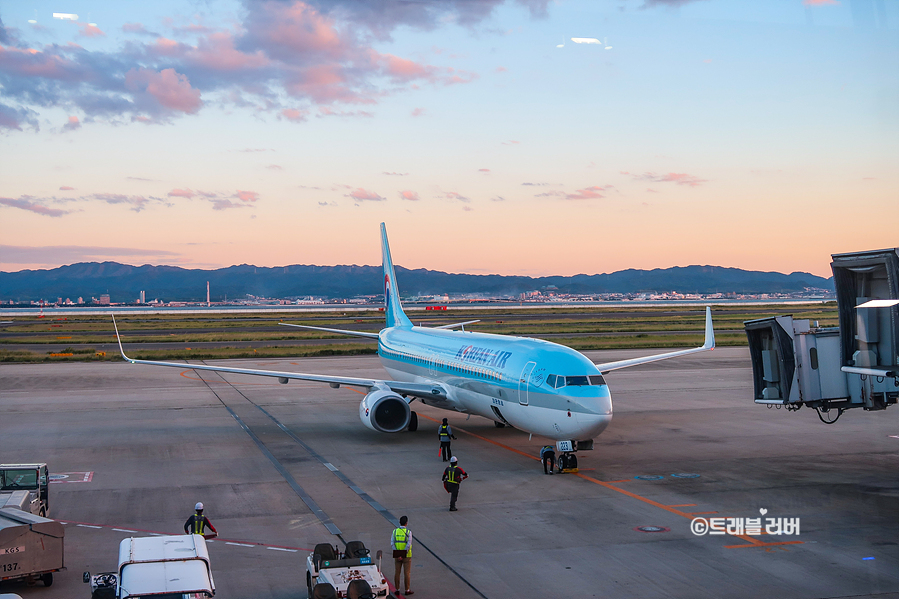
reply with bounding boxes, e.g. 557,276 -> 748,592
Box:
99,294 -> 110,305
140,290 -> 146,304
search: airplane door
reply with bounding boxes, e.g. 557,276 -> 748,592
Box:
518,361 -> 536,405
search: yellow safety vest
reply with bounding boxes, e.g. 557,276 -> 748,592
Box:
393,527 -> 410,552
190,515 -> 206,534
446,466 -> 462,484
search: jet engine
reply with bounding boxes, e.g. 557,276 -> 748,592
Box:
359,389 -> 411,433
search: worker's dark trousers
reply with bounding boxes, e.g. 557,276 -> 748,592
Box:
441,441 -> 452,461
446,482 -> 460,509
543,452 -> 555,474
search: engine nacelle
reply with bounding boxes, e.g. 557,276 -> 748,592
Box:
360,389 -> 411,433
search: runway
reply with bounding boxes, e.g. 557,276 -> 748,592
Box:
1,348 -> 897,598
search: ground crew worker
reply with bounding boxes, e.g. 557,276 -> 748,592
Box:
441,456 -> 468,511
540,445 -> 555,475
391,515 -> 413,595
183,502 -> 217,538
438,418 -> 457,462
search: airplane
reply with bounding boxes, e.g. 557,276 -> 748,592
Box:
113,223 -> 714,456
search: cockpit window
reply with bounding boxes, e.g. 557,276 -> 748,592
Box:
548,375 -> 605,388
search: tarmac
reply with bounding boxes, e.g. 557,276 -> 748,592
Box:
1,347 -> 897,599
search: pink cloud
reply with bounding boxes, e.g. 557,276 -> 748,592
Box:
0,196 -> 70,217
281,108 -> 307,122
411,107 -> 425,117
803,0 -> 838,5
400,190 -> 420,201
646,188 -> 658,193
188,32 -> 270,71
266,164 -> 283,170
125,68 -> 202,114
168,188 -> 195,198
59,186 -> 75,191
565,186 -> 608,200
637,172 -> 707,187
380,53 -> 432,81
495,66 -> 507,73
443,191 -> 470,202
62,115 -> 81,131
236,190 -> 259,202
462,206 -> 473,212
383,172 -> 408,176
78,23 -> 105,38
348,188 -> 385,202
502,140 -> 520,146
479,168 -> 490,173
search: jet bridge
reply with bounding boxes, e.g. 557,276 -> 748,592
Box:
745,248 -> 899,423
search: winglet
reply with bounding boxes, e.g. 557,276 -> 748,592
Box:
702,306 -> 715,350
112,315 -> 134,363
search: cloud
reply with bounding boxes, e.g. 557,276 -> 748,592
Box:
209,199 -> 249,210
0,244 -> 180,264
478,168 -> 490,173
535,190 -> 565,198
646,188 -> 658,193
491,196 -> 505,202
399,190 -> 420,201
565,185 -> 609,200
122,23 -> 160,37
77,23 -> 105,38
462,206 -> 473,211
59,186 -> 75,190
0,0 -> 501,129
383,171 -> 408,176
443,191 -> 470,202
635,172 -> 707,187
495,66 -> 507,73
266,164 -> 283,170
0,196 -> 70,217
282,108 -> 307,122
502,140 -> 520,145
124,68 -> 203,114
411,107 -> 425,117
168,188 -> 195,198
89,192 -> 156,211
803,0 -> 838,5
641,0 -> 708,7
62,115 -> 81,131
521,182 -> 548,186
236,190 -> 259,202
348,188 -> 385,201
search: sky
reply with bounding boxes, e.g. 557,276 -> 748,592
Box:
1,0 -> 896,278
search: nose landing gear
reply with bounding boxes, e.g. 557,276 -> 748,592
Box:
557,452 -> 578,474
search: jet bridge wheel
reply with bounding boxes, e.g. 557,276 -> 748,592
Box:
408,411 -> 418,432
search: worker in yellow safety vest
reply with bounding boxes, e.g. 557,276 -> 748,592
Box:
183,502 -> 217,538
441,456 -> 469,512
391,515 -> 413,595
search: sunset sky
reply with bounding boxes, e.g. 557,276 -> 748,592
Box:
1,0 -> 896,278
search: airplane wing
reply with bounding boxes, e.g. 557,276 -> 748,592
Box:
278,323 -> 379,339
112,317 -> 445,401
594,306 -> 715,373
432,320 -> 480,330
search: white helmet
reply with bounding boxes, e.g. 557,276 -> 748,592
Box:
450,456 -> 457,463
195,502 -> 204,511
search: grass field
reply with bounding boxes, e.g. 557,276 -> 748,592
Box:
0,303 -> 837,363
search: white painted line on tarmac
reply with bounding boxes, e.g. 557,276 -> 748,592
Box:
267,546 -> 298,552
324,462 -> 339,472
226,542 -> 255,547
112,528 -> 138,533
78,524 -> 102,529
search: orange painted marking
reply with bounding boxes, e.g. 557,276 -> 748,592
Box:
417,412 -> 540,462
669,504 -> 697,507
608,479 -> 631,483
688,511 -> 719,516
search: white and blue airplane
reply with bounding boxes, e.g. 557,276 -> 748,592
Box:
114,223 -> 714,454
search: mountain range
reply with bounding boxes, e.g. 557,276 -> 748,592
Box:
0,262 -> 835,303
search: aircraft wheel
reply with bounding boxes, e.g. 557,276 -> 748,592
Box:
408,411 -> 418,432
494,421 -> 506,428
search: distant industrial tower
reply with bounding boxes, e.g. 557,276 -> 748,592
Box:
207,281 -> 210,307
140,290 -> 145,304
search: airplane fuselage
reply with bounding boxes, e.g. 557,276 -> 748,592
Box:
378,326 -> 613,441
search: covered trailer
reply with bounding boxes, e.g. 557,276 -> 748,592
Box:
0,507 -> 64,587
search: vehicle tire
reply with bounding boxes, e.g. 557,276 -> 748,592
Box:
494,421 -> 506,428
41,572 -> 53,586
408,411 -> 418,432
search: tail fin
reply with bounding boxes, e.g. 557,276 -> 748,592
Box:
380,223 -> 413,328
